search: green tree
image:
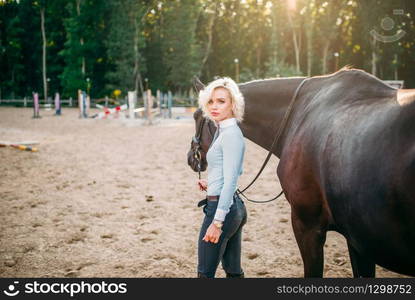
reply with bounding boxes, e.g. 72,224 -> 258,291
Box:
0,0 -> 24,99
60,0 -> 109,98
206,0 -> 241,80
106,0 -> 147,96
264,0 -> 301,78
161,0 -> 202,92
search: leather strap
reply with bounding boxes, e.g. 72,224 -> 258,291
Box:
197,196 -> 218,208
237,77 -> 312,203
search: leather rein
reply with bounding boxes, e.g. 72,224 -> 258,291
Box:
192,77 -> 311,203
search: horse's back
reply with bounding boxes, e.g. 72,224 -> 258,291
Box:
279,69 -> 415,276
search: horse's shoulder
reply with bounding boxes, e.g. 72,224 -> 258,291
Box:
331,68 -> 395,92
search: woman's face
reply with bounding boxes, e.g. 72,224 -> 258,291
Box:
207,87 -> 234,123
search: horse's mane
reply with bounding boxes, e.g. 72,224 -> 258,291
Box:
240,65 -> 396,91
324,66 -> 396,91
239,76 -> 305,86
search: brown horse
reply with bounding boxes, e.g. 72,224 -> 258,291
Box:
187,68 -> 415,277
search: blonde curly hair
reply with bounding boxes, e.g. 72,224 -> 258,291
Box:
198,77 -> 245,123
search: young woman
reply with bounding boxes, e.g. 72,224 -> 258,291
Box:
196,77 -> 247,278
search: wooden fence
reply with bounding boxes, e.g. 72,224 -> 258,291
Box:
0,93 -> 196,108
0,97 -> 74,107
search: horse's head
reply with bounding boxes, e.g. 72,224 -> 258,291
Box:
187,108 -> 216,173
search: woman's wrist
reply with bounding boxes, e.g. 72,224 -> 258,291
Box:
213,208 -> 227,222
212,219 -> 223,229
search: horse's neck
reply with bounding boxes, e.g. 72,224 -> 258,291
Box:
239,77 -> 306,157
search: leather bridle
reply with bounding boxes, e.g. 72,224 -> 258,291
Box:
192,116 -> 214,180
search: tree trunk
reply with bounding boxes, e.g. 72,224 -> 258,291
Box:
394,54 -> 398,80
287,11 -> 300,74
306,24 -> 313,77
271,3 -> 279,65
133,16 -> 141,94
76,0 -> 85,76
135,6 -> 150,97
371,36 -> 377,76
40,7 -> 47,102
322,41 -> 329,74
256,46 -> 261,78
11,69 -> 15,99
293,33 -> 300,73
200,6 -> 216,72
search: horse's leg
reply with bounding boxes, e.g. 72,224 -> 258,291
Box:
278,142 -> 331,277
291,209 -> 328,277
347,241 -> 376,277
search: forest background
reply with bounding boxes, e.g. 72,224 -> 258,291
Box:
1,0 -> 414,101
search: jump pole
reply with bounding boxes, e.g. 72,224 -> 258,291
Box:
86,93 -> 90,118
146,89 -> 153,125
128,91 -> 136,119
92,104 -> 128,119
163,93 -> 168,118
168,91 -> 172,119
32,92 -> 41,119
0,142 -> 39,152
156,89 -> 162,116
78,90 -> 83,118
54,92 -> 61,115
78,90 -> 88,118
160,93 -> 165,118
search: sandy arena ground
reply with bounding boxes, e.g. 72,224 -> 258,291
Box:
0,107 -> 406,278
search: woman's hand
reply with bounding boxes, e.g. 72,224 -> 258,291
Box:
197,179 -> 207,191
203,223 -> 222,244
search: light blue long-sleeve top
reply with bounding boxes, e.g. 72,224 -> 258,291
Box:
206,117 -> 245,222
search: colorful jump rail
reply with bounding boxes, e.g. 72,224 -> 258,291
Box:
0,141 -> 39,152
92,104 -> 128,119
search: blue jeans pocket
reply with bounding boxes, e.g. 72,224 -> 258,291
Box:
203,202 -> 217,217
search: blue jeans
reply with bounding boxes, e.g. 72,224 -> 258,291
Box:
197,193 -> 247,278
